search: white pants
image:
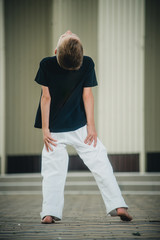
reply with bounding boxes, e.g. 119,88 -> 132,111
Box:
40,125 -> 128,220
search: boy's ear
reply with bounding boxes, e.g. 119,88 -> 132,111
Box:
55,48 -> 57,54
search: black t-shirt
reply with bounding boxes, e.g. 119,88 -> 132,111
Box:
34,56 -> 98,132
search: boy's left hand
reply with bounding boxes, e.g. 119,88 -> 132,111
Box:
84,124 -> 97,147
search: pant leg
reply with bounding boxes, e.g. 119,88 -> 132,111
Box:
40,136 -> 69,220
73,125 -> 128,215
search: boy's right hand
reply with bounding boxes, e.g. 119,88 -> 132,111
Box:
42,129 -> 57,152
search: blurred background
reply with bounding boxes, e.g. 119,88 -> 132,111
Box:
0,0 -> 160,174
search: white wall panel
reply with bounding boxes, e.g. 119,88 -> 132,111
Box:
98,0 -> 145,156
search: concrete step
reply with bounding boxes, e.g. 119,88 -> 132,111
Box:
0,181 -> 160,191
0,172 -> 160,195
0,172 -> 160,182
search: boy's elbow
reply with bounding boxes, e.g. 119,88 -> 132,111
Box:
41,95 -> 51,102
41,86 -> 51,101
83,91 -> 93,101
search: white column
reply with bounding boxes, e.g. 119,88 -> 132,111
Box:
0,0 -> 6,174
97,0 -> 145,172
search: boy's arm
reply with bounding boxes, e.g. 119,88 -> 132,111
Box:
41,86 -> 57,152
83,87 -> 97,147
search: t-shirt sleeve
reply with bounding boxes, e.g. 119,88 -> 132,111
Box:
34,60 -> 48,86
83,58 -> 98,87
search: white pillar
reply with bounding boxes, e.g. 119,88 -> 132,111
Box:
0,0 -> 6,174
98,0 -> 145,172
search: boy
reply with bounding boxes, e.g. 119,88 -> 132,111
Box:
34,30 -> 132,224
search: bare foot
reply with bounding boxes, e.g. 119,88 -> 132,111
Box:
41,216 -> 55,224
117,208 -> 133,221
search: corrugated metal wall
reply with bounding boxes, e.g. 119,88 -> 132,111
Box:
145,0 -> 160,152
5,0 -> 52,155
98,0 -> 145,157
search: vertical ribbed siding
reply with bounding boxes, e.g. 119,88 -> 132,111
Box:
98,0 -> 145,155
145,0 -> 160,152
5,0 -> 52,155
52,0 -> 97,63
0,0 -> 6,173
